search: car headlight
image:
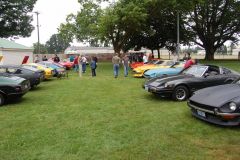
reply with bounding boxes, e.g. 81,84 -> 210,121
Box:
164,83 -> 174,88
220,102 -> 238,113
229,102 -> 237,111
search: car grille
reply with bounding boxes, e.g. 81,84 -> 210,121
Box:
189,100 -> 215,112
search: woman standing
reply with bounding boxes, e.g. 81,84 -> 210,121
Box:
90,56 -> 97,77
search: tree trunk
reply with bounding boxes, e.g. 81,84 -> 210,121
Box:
204,47 -> 216,60
157,49 -> 160,59
113,45 -> 122,57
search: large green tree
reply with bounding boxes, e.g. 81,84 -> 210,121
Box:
58,0 -> 103,47
45,34 -> 71,54
98,0 -> 147,55
33,43 -> 48,54
0,0 -> 37,38
185,0 -> 240,60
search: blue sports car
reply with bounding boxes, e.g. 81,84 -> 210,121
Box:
143,62 -> 184,79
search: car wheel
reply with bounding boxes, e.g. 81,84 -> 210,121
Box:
172,85 -> 189,101
0,94 -> 5,106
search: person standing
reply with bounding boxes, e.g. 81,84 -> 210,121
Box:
42,55 -> 48,61
112,54 -> 121,78
122,55 -> 129,77
53,54 -> 60,63
69,55 -> 74,62
81,55 -> 87,73
34,55 -> 40,63
143,54 -> 148,64
78,55 -> 82,77
184,58 -> 198,69
90,56 -> 97,77
73,55 -> 79,72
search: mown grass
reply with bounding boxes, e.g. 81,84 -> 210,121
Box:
0,61 -> 239,160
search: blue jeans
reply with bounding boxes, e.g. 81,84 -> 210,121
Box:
82,62 -> 86,73
74,64 -> 79,72
113,64 -> 119,77
124,65 -> 128,77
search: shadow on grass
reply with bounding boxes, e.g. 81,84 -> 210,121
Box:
30,85 -> 47,92
1,97 -> 29,107
144,93 -> 173,102
190,114 -> 240,129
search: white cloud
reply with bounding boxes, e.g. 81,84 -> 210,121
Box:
15,0 -> 80,47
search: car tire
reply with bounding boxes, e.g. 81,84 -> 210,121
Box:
0,93 -> 5,106
172,85 -> 189,101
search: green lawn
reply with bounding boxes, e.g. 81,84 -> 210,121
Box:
0,61 -> 240,160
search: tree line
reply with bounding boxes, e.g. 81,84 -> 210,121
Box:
0,0 -> 239,60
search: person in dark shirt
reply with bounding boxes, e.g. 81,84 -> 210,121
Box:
90,56 -> 97,77
42,55 -> 48,61
53,54 -> 60,63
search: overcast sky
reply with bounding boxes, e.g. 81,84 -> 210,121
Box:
15,0 -> 80,47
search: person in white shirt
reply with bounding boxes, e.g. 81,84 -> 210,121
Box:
81,55 -> 87,73
143,54 -> 148,64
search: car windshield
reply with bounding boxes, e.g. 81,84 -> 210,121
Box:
182,65 -> 208,77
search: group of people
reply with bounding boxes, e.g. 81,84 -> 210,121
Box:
34,54 -> 60,63
73,55 -> 97,77
112,54 -> 129,78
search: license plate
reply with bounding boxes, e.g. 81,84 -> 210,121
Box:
197,110 -> 206,117
145,86 -> 149,91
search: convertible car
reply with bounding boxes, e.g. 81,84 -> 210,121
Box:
23,63 -> 54,79
188,78 -> 240,126
38,61 -> 66,78
0,65 -> 41,88
143,65 -> 240,101
0,75 -> 30,106
130,58 -> 160,69
143,62 -> 185,79
59,61 -> 74,70
133,60 -> 181,77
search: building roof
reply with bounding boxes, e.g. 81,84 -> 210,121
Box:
0,38 -> 32,50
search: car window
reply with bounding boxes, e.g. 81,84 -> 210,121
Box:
166,61 -> 174,66
0,68 -> 6,73
7,68 -> 17,73
183,65 -> 208,77
154,60 -> 164,64
222,67 -> 231,74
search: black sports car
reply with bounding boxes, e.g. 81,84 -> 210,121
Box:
0,75 -> 30,106
144,65 -> 240,101
21,65 -> 45,81
0,65 -> 41,88
188,79 -> 240,126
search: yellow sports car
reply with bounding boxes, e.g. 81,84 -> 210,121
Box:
23,63 -> 54,79
133,60 -> 183,77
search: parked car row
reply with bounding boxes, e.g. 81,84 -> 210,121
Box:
136,61 -> 240,126
0,61 -> 67,106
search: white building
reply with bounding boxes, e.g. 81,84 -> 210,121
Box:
0,38 -> 33,65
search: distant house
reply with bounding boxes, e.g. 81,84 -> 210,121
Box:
64,46 -> 115,55
0,38 -> 33,65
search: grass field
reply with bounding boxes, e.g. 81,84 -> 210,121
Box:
0,61 -> 240,160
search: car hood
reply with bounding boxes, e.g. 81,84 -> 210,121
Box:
145,67 -> 182,75
190,84 -> 240,107
147,74 -> 193,84
0,75 -> 26,85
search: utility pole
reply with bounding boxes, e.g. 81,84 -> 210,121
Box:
176,12 -> 180,59
34,11 -> 40,54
